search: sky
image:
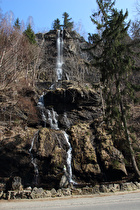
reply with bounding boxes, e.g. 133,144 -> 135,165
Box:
0,0 -> 138,38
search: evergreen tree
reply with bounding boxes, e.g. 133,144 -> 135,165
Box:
24,24 -> 36,44
14,18 -> 20,30
131,20 -> 140,40
88,33 -> 100,44
62,12 -> 74,30
52,18 -> 61,30
88,0 -> 140,177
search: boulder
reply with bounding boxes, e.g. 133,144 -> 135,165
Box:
62,188 -> 71,196
31,187 -> 46,199
56,189 -> 63,197
82,186 -> 93,195
134,182 -> 140,189
121,182 -> 138,191
108,184 -> 120,192
45,190 -> 52,197
59,175 -> 69,188
71,188 -> 82,195
50,188 -> 57,197
99,185 -> 109,193
0,191 -> 3,199
12,176 -> 23,191
92,185 -> 100,194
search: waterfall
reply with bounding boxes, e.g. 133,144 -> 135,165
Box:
38,93 -> 44,106
63,131 -> 73,183
63,112 -> 70,128
36,30 -> 75,185
46,108 -> 74,183
47,108 -> 59,130
37,93 -> 47,127
56,30 -> 63,81
29,130 -> 39,185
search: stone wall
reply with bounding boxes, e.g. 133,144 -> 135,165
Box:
1,181 -> 140,200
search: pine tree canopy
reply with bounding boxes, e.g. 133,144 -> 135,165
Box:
89,1 -> 132,85
52,18 -> 61,30
88,0 -> 140,178
14,18 -> 21,30
131,20 -> 140,40
24,24 -> 36,44
87,0 -> 136,138
62,12 -> 74,30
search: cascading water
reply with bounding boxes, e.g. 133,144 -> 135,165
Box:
63,112 -> 70,128
47,108 -> 74,183
29,130 -> 39,184
47,108 -> 59,130
63,131 -> 73,183
37,93 -> 47,127
56,30 -> 63,81
37,30 -> 75,185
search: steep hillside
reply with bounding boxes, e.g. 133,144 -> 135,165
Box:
0,30 -> 139,193
35,30 -> 100,84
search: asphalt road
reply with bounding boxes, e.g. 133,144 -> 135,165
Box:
0,191 -> 140,210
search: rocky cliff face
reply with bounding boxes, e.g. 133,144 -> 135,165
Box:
35,30 -> 100,84
0,80 -> 127,190
0,30 -> 136,192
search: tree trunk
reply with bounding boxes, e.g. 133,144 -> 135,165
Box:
100,82 -> 105,116
120,100 -> 140,178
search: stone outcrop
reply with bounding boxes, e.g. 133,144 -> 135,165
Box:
0,81 -> 128,191
70,123 -> 101,181
0,127 -> 68,190
93,124 -> 127,180
35,30 -> 100,84
43,81 -> 102,127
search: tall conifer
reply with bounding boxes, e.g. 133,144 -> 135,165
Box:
62,12 -> 74,30
24,24 -> 36,44
52,18 -> 61,30
88,0 -> 140,177
14,18 -> 20,30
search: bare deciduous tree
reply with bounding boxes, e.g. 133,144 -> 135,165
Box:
0,12 -> 40,90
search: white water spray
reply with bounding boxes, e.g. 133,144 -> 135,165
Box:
36,29 -> 75,184
56,30 -> 63,81
37,93 -> 47,127
63,112 -> 70,128
46,108 -> 74,183
63,131 -> 73,183
29,130 -> 39,184
47,108 -> 59,130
